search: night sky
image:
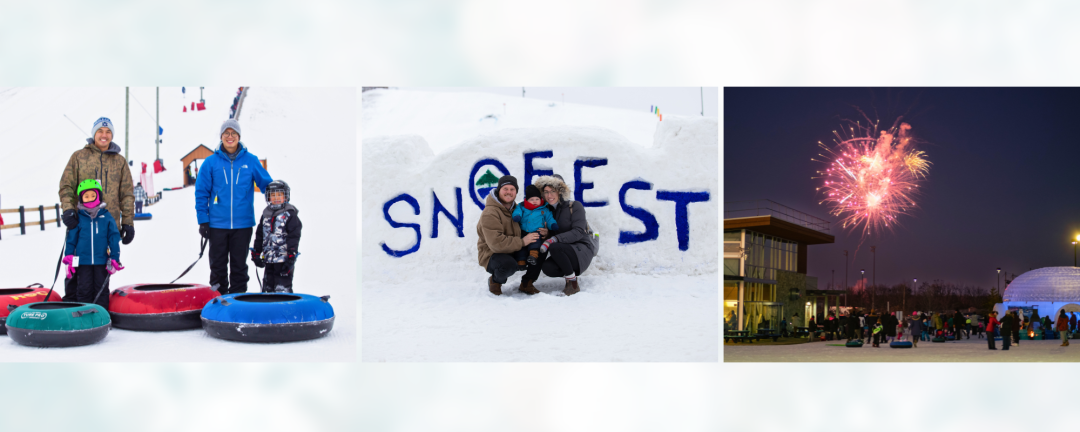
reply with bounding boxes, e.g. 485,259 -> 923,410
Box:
725,87 -> 1080,290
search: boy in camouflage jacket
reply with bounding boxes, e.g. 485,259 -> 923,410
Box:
250,180 -> 302,293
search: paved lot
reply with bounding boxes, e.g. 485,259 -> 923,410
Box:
725,336 -> 1080,362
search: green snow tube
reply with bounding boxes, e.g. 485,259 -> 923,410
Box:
845,340 -> 863,348
5,302 -> 111,347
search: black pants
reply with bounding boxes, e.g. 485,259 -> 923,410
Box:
486,253 -> 521,285
540,242 -> 580,278
75,265 -> 110,309
988,329 -> 997,349
263,263 -> 294,293
208,227 -> 252,295
135,201 -> 143,213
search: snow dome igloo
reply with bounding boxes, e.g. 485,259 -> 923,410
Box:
997,266 -> 1080,320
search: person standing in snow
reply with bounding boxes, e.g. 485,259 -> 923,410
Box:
1057,310 -> 1071,347
986,311 -> 1000,350
63,179 -> 125,308
907,312 -> 925,348
59,117 -> 136,300
133,182 -> 147,214
194,119 -> 273,295
530,174 -> 597,296
477,175 -> 540,296
251,180 -> 302,293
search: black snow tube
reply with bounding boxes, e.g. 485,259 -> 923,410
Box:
932,336 -> 946,343
890,341 -> 913,348
200,293 -> 335,343
5,302 -> 110,347
845,340 -> 864,348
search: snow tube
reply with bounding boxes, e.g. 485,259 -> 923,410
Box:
946,335 -> 956,340
5,302 -> 110,347
201,293 -> 334,343
133,213 -> 152,221
0,284 -> 62,335
108,283 -> 220,331
932,336 -> 946,343
890,341 -> 913,348
845,340 -> 863,348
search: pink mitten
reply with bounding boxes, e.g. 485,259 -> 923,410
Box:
107,259 -> 125,275
62,255 -> 76,279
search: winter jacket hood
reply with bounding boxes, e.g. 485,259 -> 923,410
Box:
65,206 -> 121,265
532,175 -> 573,204
476,188 -> 523,268
59,141 -> 134,227
194,142 -> 274,229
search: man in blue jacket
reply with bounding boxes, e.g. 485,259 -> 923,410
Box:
194,119 -> 273,294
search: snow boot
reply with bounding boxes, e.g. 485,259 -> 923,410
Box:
563,278 -> 580,296
519,279 -> 539,295
527,250 -> 539,266
488,276 -> 502,296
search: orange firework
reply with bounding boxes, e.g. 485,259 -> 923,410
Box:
814,117 -> 931,236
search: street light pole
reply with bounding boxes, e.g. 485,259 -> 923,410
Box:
862,269 -> 867,311
1073,241 -> 1077,267
997,267 -> 1001,294
871,246 -> 876,312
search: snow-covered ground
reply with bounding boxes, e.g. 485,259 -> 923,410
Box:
362,89 -> 718,362
725,337 -> 1080,362
0,87 -> 356,361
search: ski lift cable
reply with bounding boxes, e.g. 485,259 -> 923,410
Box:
128,92 -> 157,123
63,114 -> 89,138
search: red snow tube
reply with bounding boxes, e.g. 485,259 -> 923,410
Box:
108,283 -> 220,331
0,284 -> 63,335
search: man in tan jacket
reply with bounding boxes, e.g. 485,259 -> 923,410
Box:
476,175 -> 539,295
57,117 -> 135,300
59,117 -> 135,241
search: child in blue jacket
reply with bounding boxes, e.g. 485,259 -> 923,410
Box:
512,185 -> 558,266
63,179 -> 124,307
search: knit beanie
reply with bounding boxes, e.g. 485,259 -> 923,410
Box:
220,119 -> 241,138
496,175 -> 518,193
91,117 -> 115,136
524,185 -> 542,201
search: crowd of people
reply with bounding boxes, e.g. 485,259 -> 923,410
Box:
792,308 -> 1080,349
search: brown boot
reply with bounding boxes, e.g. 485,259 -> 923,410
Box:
563,278 -> 580,296
488,276 -> 502,295
519,279 -> 540,295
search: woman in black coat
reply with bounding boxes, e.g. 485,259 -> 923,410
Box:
523,174 -> 597,296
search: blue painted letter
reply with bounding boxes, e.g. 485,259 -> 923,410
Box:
656,191 -> 711,251
469,158 -> 511,210
431,187 -> 464,238
574,158 -> 609,207
618,180 -> 658,244
523,150 -> 553,187
381,193 -> 422,257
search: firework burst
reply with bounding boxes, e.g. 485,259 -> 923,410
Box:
814,117 -> 931,236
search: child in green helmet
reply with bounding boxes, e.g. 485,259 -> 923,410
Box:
63,179 -> 124,308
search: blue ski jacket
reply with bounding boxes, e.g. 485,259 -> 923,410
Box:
194,143 -> 273,229
511,202 -> 559,233
65,206 -> 121,265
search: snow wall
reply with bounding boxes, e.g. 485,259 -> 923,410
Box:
362,115 -> 718,283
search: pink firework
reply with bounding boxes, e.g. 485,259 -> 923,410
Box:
814,117 -> 931,236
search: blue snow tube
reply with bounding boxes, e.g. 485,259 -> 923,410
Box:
133,213 -> 152,221
200,293 -> 334,343
890,341 -> 913,348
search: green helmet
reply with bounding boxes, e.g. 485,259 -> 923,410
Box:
76,179 -> 102,198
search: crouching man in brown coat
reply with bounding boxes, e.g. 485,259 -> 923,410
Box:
476,175 -> 539,295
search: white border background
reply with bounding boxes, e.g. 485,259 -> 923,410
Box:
3,1 -> 1078,430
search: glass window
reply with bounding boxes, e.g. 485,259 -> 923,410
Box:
724,258 -> 740,276
724,282 -> 739,332
723,231 -> 741,242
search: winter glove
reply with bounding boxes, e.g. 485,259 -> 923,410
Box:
280,252 -> 297,277
199,223 -> 210,239
62,255 -> 76,279
106,259 -> 125,275
250,249 -> 265,268
539,236 -> 557,253
62,209 -> 78,229
120,224 -> 135,245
